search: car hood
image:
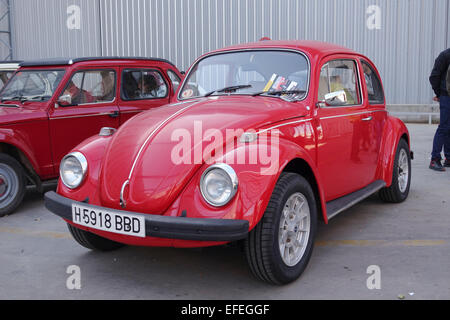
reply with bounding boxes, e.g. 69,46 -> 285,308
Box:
99,96 -> 309,213
0,102 -> 48,125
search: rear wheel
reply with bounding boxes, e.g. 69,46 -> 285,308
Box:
67,224 -> 124,251
244,173 -> 317,285
0,154 -> 26,217
379,139 -> 411,203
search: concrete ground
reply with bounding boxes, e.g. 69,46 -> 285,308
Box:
0,124 -> 449,300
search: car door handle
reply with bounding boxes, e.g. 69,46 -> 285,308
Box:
362,116 -> 373,121
109,111 -> 119,118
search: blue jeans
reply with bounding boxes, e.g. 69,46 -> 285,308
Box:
432,96 -> 450,160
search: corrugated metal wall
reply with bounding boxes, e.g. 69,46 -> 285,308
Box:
11,0 -> 101,58
10,0 -> 450,104
0,0 -> 12,60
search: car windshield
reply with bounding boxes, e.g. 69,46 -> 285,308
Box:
179,50 -> 309,100
0,70 -> 15,88
0,69 -> 65,102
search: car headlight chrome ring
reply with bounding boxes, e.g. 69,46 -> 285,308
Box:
60,152 -> 88,189
200,163 -> 239,207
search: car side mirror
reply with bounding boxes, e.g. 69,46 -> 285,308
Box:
57,94 -> 72,107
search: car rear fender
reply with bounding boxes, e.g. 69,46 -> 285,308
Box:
376,115 -> 411,187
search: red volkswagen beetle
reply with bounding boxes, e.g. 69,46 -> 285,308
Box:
45,41 -> 412,285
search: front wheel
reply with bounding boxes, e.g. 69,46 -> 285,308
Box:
244,173 -> 317,285
0,154 -> 26,217
379,139 -> 411,203
67,224 -> 125,251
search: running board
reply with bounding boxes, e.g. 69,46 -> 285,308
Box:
326,180 -> 386,221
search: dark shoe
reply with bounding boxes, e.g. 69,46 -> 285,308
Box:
445,159 -> 450,168
430,159 -> 446,172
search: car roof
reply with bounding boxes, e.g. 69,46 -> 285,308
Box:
0,61 -> 22,70
19,57 -> 177,68
208,40 -> 360,58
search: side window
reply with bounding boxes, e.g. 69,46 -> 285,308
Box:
121,69 -> 168,100
60,69 -> 116,105
167,70 -> 181,94
361,60 -> 384,105
317,59 -> 361,106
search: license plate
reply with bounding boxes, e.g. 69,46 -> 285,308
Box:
72,204 -> 146,238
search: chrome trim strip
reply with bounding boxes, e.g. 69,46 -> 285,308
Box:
256,118 -> 313,135
256,109 -> 386,134
61,95 -> 117,107
50,112 -> 117,120
319,109 -> 386,121
127,100 -> 202,180
120,180 -> 130,208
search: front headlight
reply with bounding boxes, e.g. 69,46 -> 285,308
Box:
60,152 -> 88,189
200,164 -> 238,207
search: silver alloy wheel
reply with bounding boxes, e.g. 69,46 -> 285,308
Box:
0,164 -> 19,208
398,149 -> 409,193
278,192 -> 311,267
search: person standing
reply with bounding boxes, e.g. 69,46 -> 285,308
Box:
429,48 -> 450,171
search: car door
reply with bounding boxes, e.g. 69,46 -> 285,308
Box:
48,67 -> 120,169
118,67 -> 171,125
315,56 -> 374,201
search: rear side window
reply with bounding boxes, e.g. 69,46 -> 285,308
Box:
121,69 -> 168,100
318,59 -> 361,106
167,70 -> 181,94
361,60 -> 384,105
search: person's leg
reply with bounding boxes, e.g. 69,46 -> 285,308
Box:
441,98 -> 450,164
430,97 -> 450,171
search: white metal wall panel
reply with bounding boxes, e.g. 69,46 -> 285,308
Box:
9,0 -> 450,104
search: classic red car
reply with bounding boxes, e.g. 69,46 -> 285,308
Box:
0,57 -> 182,216
45,41 -> 412,285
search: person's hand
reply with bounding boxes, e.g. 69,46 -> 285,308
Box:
433,96 -> 440,102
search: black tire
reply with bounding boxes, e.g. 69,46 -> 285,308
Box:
244,173 -> 317,285
67,223 -> 125,251
379,139 -> 411,203
0,153 -> 26,217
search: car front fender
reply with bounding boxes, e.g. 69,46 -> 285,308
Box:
176,136 -> 328,230
0,128 -> 41,176
57,134 -> 113,203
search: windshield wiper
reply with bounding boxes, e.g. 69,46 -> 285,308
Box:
204,85 -> 252,97
252,90 -> 306,97
1,95 -> 51,103
1,96 -> 23,102
22,95 -> 52,102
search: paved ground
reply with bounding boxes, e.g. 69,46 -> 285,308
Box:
0,124 -> 449,300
